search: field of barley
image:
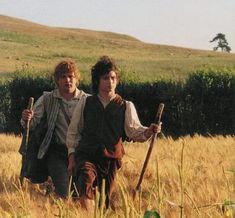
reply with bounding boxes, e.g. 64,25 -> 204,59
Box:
0,134 -> 234,218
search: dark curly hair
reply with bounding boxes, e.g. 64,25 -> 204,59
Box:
91,56 -> 119,94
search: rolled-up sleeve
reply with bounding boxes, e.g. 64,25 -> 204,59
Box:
66,95 -> 87,155
124,101 -> 148,142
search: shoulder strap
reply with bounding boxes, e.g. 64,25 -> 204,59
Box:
58,99 -> 70,125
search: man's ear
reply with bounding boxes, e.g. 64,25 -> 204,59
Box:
117,78 -> 120,85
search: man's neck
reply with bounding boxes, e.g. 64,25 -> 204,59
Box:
98,91 -> 116,103
59,90 -> 76,101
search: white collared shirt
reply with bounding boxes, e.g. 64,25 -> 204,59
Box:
66,95 -> 148,155
21,88 -> 87,145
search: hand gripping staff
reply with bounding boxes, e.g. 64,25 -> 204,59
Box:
19,97 -> 34,185
134,103 -> 164,197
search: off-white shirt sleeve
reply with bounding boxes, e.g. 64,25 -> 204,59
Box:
66,95 -> 87,155
124,101 -> 148,142
66,97 -> 149,155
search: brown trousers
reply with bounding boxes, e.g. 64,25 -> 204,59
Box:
74,151 -> 121,207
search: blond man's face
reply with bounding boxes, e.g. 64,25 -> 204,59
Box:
56,71 -> 78,94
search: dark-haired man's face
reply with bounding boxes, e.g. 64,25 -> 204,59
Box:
98,71 -> 118,95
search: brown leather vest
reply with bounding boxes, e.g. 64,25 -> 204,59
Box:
78,95 -> 126,158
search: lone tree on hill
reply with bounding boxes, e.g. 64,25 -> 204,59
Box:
210,33 -> 231,53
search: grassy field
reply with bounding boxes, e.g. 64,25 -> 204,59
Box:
1,15 -> 235,83
0,134 -> 234,218
1,15 -> 235,218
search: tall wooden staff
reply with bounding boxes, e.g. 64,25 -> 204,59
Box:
19,97 -> 34,185
134,103 -> 164,197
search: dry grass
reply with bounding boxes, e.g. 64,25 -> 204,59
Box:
1,15 -> 235,83
0,133 -> 234,217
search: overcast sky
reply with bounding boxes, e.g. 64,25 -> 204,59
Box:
1,0 -> 235,51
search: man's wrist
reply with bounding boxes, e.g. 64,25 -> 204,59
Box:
143,129 -> 150,140
68,147 -> 75,156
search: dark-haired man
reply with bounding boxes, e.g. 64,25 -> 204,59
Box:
67,56 -> 162,209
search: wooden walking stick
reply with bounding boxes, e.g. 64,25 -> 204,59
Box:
133,103 -> 164,198
19,97 -> 34,185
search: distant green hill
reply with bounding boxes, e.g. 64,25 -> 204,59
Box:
0,15 -> 235,83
